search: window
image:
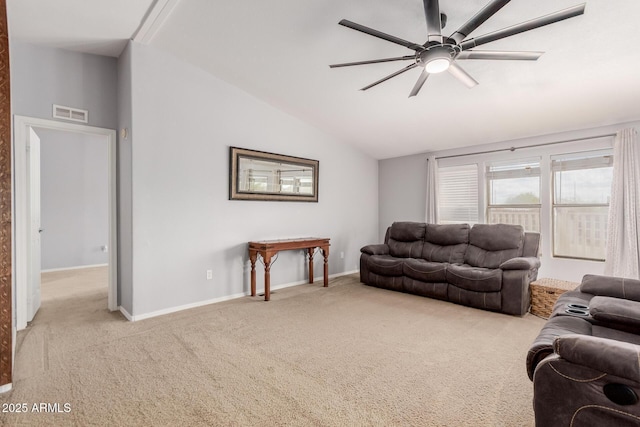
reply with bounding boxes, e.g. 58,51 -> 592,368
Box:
552,151 -> 613,260
486,159 -> 541,232
437,164 -> 478,224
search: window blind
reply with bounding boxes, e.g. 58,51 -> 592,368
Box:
437,164 -> 479,224
551,150 -> 613,172
486,158 -> 541,180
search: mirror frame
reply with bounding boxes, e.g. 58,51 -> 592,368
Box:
229,146 -> 319,202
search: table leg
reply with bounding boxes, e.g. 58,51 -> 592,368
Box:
264,253 -> 272,301
322,246 -> 329,287
249,251 -> 257,297
308,248 -> 315,284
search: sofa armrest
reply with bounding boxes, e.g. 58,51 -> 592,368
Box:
499,257 -> 541,270
590,296 -> 640,332
553,334 -> 640,382
501,268 -> 538,316
534,335 -> 640,426
360,244 -> 389,256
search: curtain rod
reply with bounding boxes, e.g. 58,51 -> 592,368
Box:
435,132 -> 617,160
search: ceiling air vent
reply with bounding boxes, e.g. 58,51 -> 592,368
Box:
52,104 -> 89,123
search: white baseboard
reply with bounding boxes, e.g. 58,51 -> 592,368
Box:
129,292 -> 248,322
119,306 -> 134,321
0,383 -> 12,394
331,269 -> 359,278
41,263 -> 108,273
126,270 -> 360,322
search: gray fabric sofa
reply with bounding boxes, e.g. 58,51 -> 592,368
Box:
527,275 -> 640,426
359,222 -> 541,316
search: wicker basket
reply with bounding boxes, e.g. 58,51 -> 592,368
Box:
530,278 -> 579,319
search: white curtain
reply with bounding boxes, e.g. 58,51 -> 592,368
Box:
604,128 -> 640,279
425,156 -> 438,223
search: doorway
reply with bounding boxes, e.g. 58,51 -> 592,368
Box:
14,116 -> 117,330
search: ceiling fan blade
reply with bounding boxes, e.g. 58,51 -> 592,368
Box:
339,19 -> 424,51
459,4 -> 585,50
423,0 -> 443,42
447,63 -> 478,88
361,63 -> 419,91
450,0 -> 511,43
409,69 -> 430,98
457,50 -> 543,60
329,55 -> 416,68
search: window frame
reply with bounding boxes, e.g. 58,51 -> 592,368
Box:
551,149 -> 614,261
432,134 -> 614,275
485,158 -> 542,232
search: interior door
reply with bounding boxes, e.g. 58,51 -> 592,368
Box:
27,127 -> 42,322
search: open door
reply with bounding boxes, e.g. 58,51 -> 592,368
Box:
26,127 -> 41,322
14,116 -> 118,330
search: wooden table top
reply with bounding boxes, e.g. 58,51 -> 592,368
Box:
248,237 -> 330,251
249,237 -> 328,244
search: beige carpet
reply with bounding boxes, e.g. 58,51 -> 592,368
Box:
0,271 -> 545,426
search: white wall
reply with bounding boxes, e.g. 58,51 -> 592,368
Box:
124,42 -> 378,317
9,41 -> 118,130
379,122 -> 640,283
36,128 -> 109,270
379,153 -> 428,241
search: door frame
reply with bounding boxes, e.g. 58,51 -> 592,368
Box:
13,115 -> 118,330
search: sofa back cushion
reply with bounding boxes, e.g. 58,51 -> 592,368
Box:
422,223 -> 469,263
580,275 -> 640,302
388,222 -> 425,258
523,232 -> 541,257
464,224 -> 524,268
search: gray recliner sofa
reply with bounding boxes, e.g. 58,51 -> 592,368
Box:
526,275 -> 640,426
360,222 -> 541,316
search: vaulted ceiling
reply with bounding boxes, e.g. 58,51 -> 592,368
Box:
8,0 -> 640,159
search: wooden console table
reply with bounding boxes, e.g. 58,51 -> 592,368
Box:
248,237 -> 330,301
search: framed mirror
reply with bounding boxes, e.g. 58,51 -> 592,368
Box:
229,147 -> 319,202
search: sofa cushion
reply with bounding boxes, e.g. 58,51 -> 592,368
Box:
425,223 -> 470,245
580,275 -> 640,302
464,224 -> 524,268
367,255 -> 404,277
590,296 -> 640,331
387,222 -> 425,258
421,223 -> 469,263
403,258 -> 447,283
446,264 -> 502,292
522,232 -> 541,257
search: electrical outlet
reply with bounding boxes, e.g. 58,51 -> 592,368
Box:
206,270 -> 213,280
340,251 -> 344,259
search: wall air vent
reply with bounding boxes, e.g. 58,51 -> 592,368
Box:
52,104 -> 89,123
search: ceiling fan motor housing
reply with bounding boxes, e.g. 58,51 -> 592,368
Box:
417,44 -> 458,72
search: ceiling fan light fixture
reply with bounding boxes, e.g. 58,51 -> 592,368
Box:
422,47 -> 453,73
425,57 -> 450,73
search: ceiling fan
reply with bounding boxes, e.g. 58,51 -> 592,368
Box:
330,0 -> 586,97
